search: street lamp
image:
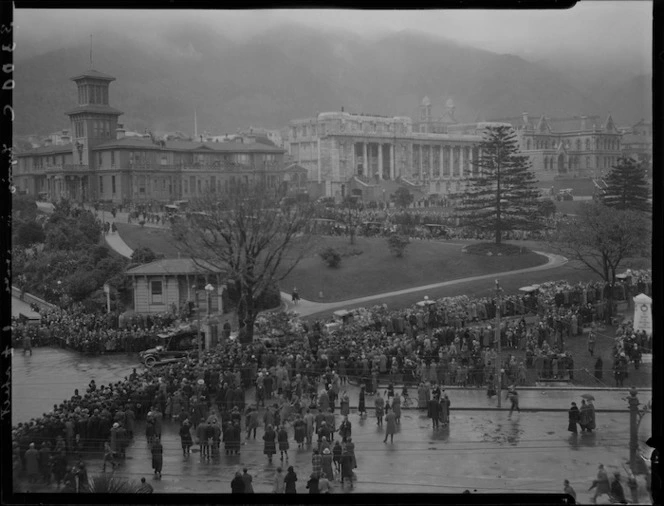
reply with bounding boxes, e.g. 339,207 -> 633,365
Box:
204,283 -> 214,318
495,279 -> 503,408
193,285 -> 203,361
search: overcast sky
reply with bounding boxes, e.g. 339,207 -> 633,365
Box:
15,2 -> 652,67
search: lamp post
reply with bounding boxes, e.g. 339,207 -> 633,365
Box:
628,386 -> 640,474
495,279 -> 503,408
193,285 -> 202,361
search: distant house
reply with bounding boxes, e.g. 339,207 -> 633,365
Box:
126,258 -> 226,315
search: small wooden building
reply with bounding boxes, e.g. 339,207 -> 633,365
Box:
126,258 -> 226,315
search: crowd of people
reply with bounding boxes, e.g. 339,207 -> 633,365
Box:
12,267 -> 652,492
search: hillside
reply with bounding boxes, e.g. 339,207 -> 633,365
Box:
13,23 -> 650,137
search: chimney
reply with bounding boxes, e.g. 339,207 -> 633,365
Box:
341,106 -> 345,113
580,116 -> 587,130
116,123 -> 125,140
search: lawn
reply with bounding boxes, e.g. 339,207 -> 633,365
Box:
116,223 -> 182,258
280,236 -> 547,302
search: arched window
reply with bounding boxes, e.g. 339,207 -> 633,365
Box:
543,157 -> 548,171
585,139 -> 590,151
526,139 -> 531,150
576,140 -> 581,151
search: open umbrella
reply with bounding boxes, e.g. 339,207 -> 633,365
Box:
581,393 -> 596,401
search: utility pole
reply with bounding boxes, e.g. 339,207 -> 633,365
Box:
495,279 -> 502,408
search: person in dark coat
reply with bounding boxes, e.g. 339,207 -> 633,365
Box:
231,471 -> 245,493
179,419 -> 193,456
151,437 -> 163,479
358,385 -> 366,416
306,473 -> 320,493
610,472 -> 627,504
277,425 -> 290,461
595,356 -> 603,380
579,400 -> 591,432
284,466 -> 298,494
241,468 -> 254,493
428,397 -> 441,429
568,402 -> 580,433
263,424 -> 277,463
231,421 -> 242,455
340,448 -> 354,489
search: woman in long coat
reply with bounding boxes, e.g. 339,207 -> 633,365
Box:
311,449 -> 322,477
358,385 -> 366,416
263,424 -> 277,463
273,467 -> 286,493
392,395 -> 401,424
568,402 -> 580,433
374,395 -> 384,426
321,448 -> 334,480
340,392 -> 350,416
587,400 -> 596,432
284,466 -> 298,494
179,419 -> 193,456
318,390 -> 330,413
440,395 -> 449,426
417,383 -> 427,409
383,411 -> 397,443
579,400 -> 591,432
340,448 -> 354,489
277,425 -> 290,460
339,416 -> 352,441
293,416 -> 306,448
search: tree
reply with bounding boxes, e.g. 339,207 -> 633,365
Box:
549,202 -> 650,322
387,234 -> 410,257
320,247 -> 342,268
131,246 -> 163,265
601,157 -> 650,212
342,196 -> 362,245
172,185 -> 315,343
455,125 -> 542,244
14,221 -> 45,247
393,187 -> 414,209
537,199 -> 557,219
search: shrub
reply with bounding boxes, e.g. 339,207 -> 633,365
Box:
319,247 -> 342,268
387,234 -> 410,258
15,221 -> 45,247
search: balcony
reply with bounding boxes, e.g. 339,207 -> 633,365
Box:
44,164 -> 89,173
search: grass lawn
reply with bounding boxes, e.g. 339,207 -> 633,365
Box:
281,236 -> 547,302
116,223 -> 181,258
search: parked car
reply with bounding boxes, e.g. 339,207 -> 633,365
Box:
139,326 -> 201,368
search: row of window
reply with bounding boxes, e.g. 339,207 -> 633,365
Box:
541,155 -> 621,171
526,137 -> 620,151
291,120 -> 410,139
72,119 -> 114,139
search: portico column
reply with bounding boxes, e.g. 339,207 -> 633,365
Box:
409,144 -> 414,177
363,142 -> 368,177
390,144 -> 395,180
439,146 -> 444,178
428,145 -> 433,179
352,141 -> 356,176
418,145 -> 423,179
378,142 -> 383,180
460,145 -> 465,177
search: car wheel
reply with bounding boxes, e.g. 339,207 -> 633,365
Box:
144,356 -> 157,368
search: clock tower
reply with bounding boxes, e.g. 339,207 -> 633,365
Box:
65,68 -> 123,200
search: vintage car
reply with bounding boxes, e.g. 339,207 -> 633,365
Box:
139,326 -> 201,368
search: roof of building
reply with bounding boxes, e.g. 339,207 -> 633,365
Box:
491,115 -> 612,133
64,104 -> 124,116
16,143 -> 74,156
621,133 -> 650,144
94,136 -> 285,153
126,258 -> 225,276
283,163 -> 308,173
70,69 -> 116,81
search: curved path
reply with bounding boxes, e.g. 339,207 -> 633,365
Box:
80,203 -> 568,320
280,250 -> 567,317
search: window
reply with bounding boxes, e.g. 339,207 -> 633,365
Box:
111,151 -> 115,167
151,280 -> 163,304
98,152 -> 102,166
99,175 -> 104,194
184,179 -> 188,194
112,175 -> 116,194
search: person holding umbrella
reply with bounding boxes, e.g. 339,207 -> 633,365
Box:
579,399 -> 591,432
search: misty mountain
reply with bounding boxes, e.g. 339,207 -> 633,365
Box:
13,24 -> 651,138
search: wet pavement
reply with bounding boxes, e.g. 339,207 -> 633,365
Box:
11,347 -> 653,499
11,346 -> 137,425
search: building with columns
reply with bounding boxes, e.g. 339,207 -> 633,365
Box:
288,108 -> 484,200
15,67 -> 305,203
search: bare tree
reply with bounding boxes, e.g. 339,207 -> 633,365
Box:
549,201 -> 650,321
172,185 -> 315,343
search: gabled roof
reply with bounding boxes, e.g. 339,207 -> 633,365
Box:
283,163 -> 308,173
126,258 -> 225,276
16,143 -> 73,157
70,69 -> 116,81
64,104 -> 124,116
535,115 -> 551,133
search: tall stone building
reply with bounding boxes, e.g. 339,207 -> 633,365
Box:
288,105 -> 484,200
